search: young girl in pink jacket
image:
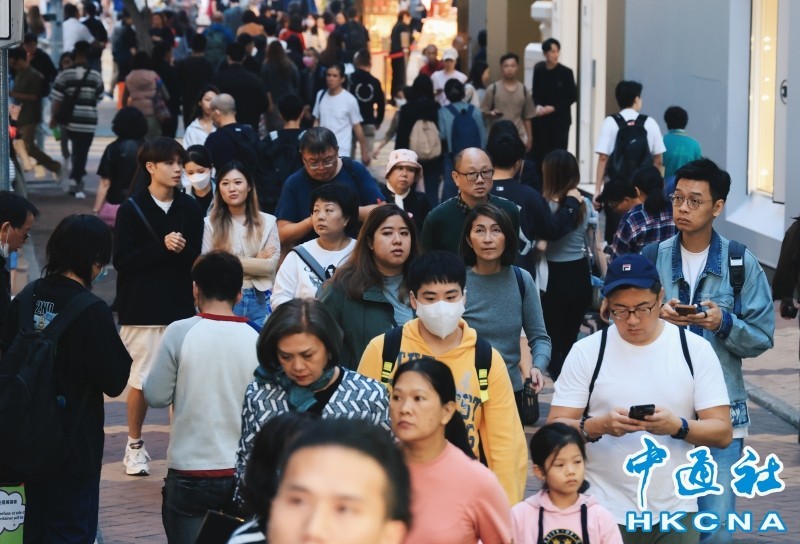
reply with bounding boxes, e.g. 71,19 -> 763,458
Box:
511,423 -> 623,543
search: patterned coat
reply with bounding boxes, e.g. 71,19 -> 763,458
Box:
234,367 -> 390,499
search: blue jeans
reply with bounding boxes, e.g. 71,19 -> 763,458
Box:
697,438 -> 744,544
419,157 -> 443,208
23,472 -> 100,544
162,470 -> 236,544
233,288 -> 271,326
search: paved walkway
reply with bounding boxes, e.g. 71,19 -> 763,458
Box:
17,100 -> 799,542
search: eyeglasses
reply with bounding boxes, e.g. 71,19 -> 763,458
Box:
669,193 -> 710,210
455,169 -> 494,182
608,301 -> 659,321
304,157 -> 337,170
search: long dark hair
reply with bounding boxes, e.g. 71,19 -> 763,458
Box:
191,83 -> 219,121
392,358 -> 475,459
266,39 -> 294,78
329,205 -> 418,300
542,149 -> 585,226
43,214 -> 112,287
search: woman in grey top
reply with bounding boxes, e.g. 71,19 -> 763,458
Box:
460,202 -> 551,417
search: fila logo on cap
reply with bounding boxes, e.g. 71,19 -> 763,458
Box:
622,264 -> 631,271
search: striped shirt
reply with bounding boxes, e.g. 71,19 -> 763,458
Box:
50,64 -> 104,133
612,203 -> 676,258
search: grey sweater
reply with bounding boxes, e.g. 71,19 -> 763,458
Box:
464,266 -> 551,391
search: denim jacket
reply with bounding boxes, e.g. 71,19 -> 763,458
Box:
653,230 -> 774,428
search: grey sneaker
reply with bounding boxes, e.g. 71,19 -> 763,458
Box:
74,191 -> 86,199
123,440 -> 151,476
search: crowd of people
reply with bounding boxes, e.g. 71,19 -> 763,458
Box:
0,2 -> 787,544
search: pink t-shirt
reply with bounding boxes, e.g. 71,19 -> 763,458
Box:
405,442 -> 512,544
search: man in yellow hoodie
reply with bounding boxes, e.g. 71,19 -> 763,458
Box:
358,251 -> 528,503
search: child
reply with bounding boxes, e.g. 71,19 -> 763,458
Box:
511,423 -> 622,544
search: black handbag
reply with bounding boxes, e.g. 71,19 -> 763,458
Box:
520,378 -> 540,426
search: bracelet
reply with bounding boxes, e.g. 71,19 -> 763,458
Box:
580,415 -> 601,443
712,311 -> 726,334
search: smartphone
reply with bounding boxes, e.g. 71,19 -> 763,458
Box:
628,404 -> 655,421
674,304 -> 698,316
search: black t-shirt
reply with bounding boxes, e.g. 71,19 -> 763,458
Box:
308,366 -> 345,415
96,138 -> 143,204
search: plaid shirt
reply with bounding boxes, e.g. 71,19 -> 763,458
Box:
612,203 -> 676,258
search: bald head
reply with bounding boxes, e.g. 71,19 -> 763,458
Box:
451,148 -> 494,206
453,147 -> 490,172
211,93 -> 236,115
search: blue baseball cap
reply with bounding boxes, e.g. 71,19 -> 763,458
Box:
602,253 -> 660,296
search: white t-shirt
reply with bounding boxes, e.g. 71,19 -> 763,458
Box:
680,244 -> 710,301
553,322 -> 729,523
271,238 -> 356,308
63,19 -> 95,56
312,89 -> 363,158
431,69 -> 468,105
151,194 -> 173,213
595,108 -> 667,157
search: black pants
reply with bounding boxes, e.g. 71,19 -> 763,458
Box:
67,130 -> 94,192
541,257 -> 592,381
391,56 -> 406,98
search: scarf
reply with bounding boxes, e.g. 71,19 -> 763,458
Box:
387,182 -> 411,210
254,364 -> 337,412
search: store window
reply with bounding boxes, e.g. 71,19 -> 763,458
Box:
748,0 -> 778,195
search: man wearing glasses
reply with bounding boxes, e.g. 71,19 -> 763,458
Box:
421,147 -> 520,254
276,127 -> 383,246
648,158 -> 774,544
549,253 -> 732,541
0,192 -> 39,338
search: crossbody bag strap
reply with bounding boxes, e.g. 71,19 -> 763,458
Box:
128,198 -> 160,243
292,246 -> 327,282
583,327 -> 608,418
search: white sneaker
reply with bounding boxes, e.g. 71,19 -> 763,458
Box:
74,191 -> 86,199
123,441 -> 151,476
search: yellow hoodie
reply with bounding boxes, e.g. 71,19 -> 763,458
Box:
358,318 -> 528,504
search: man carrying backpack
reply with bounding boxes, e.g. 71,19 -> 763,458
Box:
647,158 -> 774,544
593,80 -> 666,243
438,79 -> 485,201
480,52 -> 536,152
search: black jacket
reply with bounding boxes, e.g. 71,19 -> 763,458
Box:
350,68 -> 385,127
113,188 -> 204,325
380,184 -> 430,233
213,64 -> 268,131
395,97 -> 440,150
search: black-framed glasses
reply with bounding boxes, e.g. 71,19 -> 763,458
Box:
455,169 -> 494,182
669,193 -> 709,210
609,301 -> 659,321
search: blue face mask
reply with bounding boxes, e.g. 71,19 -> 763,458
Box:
94,266 -> 108,283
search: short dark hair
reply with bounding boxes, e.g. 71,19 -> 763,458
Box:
64,3 -> 79,19
7,47 -> 26,62
353,48 -> 371,67
664,105 -> 689,130
191,33 -> 207,51
674,157 -> 731,202
460,203 -> 518,267
23,32 -> 38,44
151,43 -> 170,63
486,131 -> 525,169
138,137 -> 186,169
43,214 -> 112,287
500,52 -> 519,65
598,178 -> 637,207
241,10 -> 256,24
0,191 -> 39,228
112,106 -> 148,140
130,51 -> 151,70
257,298 -> 344,373
226,42 -> 247,62
542,37 -> 561,53
407,250 -> 466,294
477,29 -> 487,48
299,127 -> 339,155
191,251 -> 243,303
278,419 -> 411,527
185,144 -> 213,169
410,74 -> 434,101
444,78 -> 465,103
278,93 -> 304,122
73,40 -> 91,58
236,32 -> 253,47
309,183 -> 359,225
615,80 -> 643,109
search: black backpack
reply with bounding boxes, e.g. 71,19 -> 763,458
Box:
218,125 -> 281,213
263,129 -> 304,201
0,282 -> 102,478
604,114 -> 652,183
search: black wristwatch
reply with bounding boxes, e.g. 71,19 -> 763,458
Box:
671,417 -> 689,440
580,415 -> 601,443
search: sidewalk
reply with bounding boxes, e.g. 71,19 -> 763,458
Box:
19,104 -> 799,541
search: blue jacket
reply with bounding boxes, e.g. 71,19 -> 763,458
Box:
653,230 -> 774,428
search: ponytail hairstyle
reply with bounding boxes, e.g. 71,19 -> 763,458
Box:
631,165 -> 668,215
392,358 -> 476,460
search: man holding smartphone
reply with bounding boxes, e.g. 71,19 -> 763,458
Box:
549,253 -> 732,542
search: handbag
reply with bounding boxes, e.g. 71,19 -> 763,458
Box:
520,378 -> 540,426
55,67 -> 92,125
152,82 -> 172,123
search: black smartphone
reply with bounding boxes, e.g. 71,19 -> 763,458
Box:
628,404 -> 655,420
674,304 -> 698,316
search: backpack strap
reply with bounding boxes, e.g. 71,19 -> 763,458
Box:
612,113 -> 626,129
678,326 -> 694,377
490,83 -> 497,111
128,198 -> 160,243
583,327 -> 608,418
641,241 -> 660,265
380,326 -> 404,386
581,502 -> 591,544
17,281 -> 103,340
474,337 -> 492,403
634,114 -> 648,127
728,240 -> 746,317
536,506 -> 545,544
512,265 -> 525,300
446,104 -> 459,116
292,246 -> 327,282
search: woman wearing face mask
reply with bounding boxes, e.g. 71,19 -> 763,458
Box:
202,161 -> 280,325
181,84 -> 219,149
390,358 -> 513,544
460,203 -> 550,417
303,14 -> 328,52
182,145 -> 214,216
272,183 -> 358,309
233,298 -> 390,514
380,149 -> 430,233
93,107 -> 149,228
299,48 -> 327,125
320,205 -> 419,370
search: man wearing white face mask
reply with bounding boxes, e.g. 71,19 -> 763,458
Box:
358,250 -> 528,504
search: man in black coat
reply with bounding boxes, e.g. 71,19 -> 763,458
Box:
213,42 -> 269,132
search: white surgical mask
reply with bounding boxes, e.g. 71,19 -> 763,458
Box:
0,228 -> 9,259
187,171 -> 211,191
414,297 -> 465,339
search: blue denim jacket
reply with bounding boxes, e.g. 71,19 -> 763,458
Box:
653,230 -> 775,428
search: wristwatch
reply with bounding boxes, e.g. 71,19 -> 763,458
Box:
580,415 -> 601,443
671,417 -> 689,440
